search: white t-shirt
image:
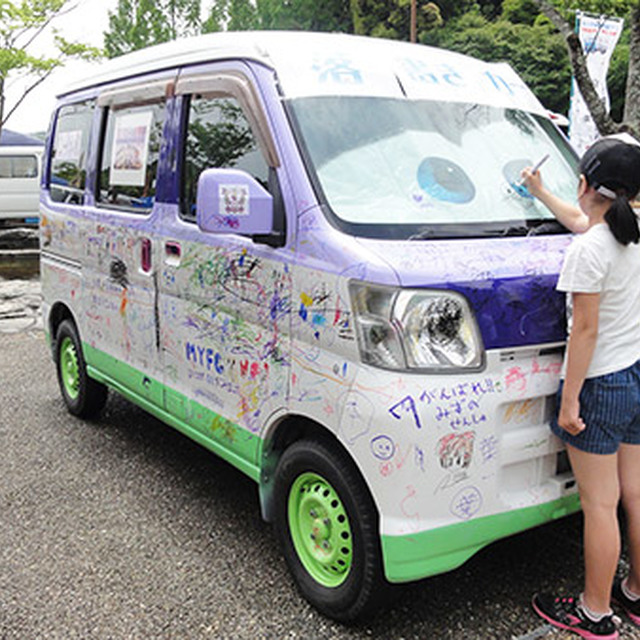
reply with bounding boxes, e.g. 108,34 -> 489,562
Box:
558,222 -> 640,378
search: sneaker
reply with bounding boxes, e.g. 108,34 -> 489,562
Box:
612,577 -> 640,626
532,593 -> 619,639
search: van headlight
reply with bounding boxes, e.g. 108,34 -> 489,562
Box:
350,282 -> 484,371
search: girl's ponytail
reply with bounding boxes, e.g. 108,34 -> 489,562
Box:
604,196 -> 640,245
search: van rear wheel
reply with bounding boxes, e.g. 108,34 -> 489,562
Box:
55,319 -> 108,418
273,436 -> 390,622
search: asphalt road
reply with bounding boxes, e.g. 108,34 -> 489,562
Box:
2,298 -> 640,638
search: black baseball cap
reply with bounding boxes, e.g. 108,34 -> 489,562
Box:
580,136 -> 640,199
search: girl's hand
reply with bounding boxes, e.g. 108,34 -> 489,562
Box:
520,167 -> 544,198
558,398 -> 586,436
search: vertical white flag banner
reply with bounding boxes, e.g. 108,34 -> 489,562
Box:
569,12 -> 624,155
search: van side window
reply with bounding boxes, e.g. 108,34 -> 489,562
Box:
181,95 -> 269,222
0,155 -> 38,179
50,101 -> 94,204
98,102 -> 166,213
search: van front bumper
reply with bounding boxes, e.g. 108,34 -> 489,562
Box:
380,492 -> 580,583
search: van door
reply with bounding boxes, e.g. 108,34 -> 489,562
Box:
158,63 -> 291,468
82,79 -> 173,406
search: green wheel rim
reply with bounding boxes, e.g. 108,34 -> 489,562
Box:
288,471 -> 353,588
60,336 -> 80,400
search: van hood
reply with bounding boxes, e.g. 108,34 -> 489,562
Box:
356,235 -> 573,350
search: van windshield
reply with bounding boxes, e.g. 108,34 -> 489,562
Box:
288,97 -> 578,239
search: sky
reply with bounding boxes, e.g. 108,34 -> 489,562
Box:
4,0 -> 120,135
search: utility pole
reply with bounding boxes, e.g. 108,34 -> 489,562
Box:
410,0 -> 417,42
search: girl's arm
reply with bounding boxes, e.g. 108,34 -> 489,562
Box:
521,168 -> 589,234
558,292 -> 600,435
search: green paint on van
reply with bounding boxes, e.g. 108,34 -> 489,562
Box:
381,493 -> 581,583
81,342 -> 581,584
83,343 -> 261,482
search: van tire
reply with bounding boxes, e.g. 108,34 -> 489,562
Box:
273,436 -> 391,622
55,320 -> 108,418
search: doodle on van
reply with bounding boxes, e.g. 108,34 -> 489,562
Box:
312,56 -> 363,85
438,431 -> 475,470
479,435 -> 499,464
450,486 -> 483,520
370,435 -> 396,461
389,395 -> 423,430
399,58 -> 463,87
435,431 -> 475,493
109,258 -> 129,289
400,485 -> 420,534
339,391 -> 374,444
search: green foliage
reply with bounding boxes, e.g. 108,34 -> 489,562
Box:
501,0 -> 540,24
0,0 -> 101,132
256,0 -> 353,32
104,0 -> 201,58
549,0 -> 635,19
351,0 -> 448,40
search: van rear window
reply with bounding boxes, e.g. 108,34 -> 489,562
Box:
98,102 -> 166,214
50,101 -> 94,204
0,155 -> 38,179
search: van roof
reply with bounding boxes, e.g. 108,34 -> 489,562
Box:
61,31 -> 546,115
0,129 -> 44,147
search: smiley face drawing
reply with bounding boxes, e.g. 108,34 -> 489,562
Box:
370,435 -> 395,461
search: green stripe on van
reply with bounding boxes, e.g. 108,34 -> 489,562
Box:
381,493 -> 581,583
83,343 -> 261,482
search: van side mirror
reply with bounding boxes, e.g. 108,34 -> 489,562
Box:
196,168 -> 274,236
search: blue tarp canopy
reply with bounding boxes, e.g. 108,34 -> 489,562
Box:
0,129 -> 43,146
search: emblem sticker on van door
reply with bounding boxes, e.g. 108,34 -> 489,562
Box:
219,184 -> 249,217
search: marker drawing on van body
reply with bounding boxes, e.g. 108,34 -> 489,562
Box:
40,32 -> 582,619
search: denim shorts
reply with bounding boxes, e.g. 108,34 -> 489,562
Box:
551,359 -> 640,454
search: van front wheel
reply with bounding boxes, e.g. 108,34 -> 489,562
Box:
273,437 -> 390,622
55,320 -> 108,418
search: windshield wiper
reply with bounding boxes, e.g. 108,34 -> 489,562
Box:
501,225 -> 528,237
408,229 -> 436,241
501,220 -> 569,237
527,220 -> 568,235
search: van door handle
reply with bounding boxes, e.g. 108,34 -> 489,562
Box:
165,241 -> 181,266
141,238 -> 152,273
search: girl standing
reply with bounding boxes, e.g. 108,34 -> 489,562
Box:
523,136 -> 640,639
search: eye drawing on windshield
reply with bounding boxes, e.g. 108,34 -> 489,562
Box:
417,157 -> 475,204
503,158 -> 535,199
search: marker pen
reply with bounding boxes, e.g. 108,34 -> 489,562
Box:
517,153 -> 550,187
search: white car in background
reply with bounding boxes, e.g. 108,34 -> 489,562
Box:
0,131 -> 44,224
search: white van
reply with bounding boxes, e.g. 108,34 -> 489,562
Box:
41,31 -> 581,622
0,143 -> 43,223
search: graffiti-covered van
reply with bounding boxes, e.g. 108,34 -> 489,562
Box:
41,31 -> 580,621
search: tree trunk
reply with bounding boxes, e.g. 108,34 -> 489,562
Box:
0,76 -> 4,143
624,4 -> 640,135
532,0 -> 622,135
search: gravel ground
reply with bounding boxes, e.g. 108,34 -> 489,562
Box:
1,293 -> 640,638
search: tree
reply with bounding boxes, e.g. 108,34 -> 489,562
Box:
0,0 -> 100,139
256,0 -> 353,32
351,0 -> 443,40
104,0 -> 201,58
530,0 -> 640,136
202,0 -> 353,34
